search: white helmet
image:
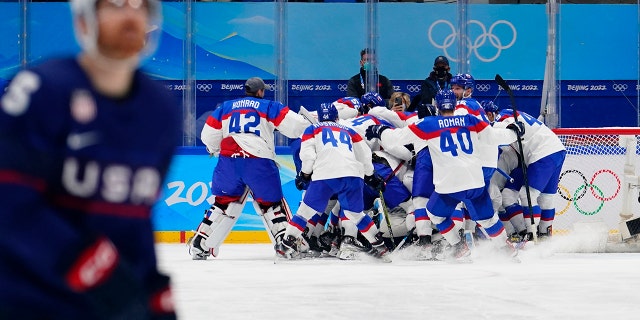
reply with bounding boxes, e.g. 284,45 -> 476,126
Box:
70,0 -> 163,62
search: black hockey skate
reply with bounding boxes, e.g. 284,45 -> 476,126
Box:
366,236 -> 392,263
188,235 -> 211,261
275,235 -> 299,259
318,228 -> 341,257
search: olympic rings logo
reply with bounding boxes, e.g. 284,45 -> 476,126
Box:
338,84 -> 348,92
428,19 -> 517,63
612,84 -> 628,92
196,84 -> 213,92
476,84 -> 491,92
406,85 -> 421,93
556,169 -> 621,216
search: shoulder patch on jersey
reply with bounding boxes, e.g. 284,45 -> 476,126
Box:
71,89 -> 97,124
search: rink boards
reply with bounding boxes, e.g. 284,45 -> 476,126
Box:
153,146 -> 302,243
154,144 -> 640,243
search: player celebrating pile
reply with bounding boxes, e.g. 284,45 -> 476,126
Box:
366,89 -> 521,262
277,102 -> 390,262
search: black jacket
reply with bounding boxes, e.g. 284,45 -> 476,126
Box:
408,71 -> 452,112
347,68 -> 394,100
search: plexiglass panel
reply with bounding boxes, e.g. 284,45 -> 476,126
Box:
0,1 -> 638,146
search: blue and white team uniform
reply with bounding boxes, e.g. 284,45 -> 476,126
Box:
197,94 -> 308,253
290,122 -> 376,235
341,112 -> 414,240
454,98 -> 497,181
488,145 -> 528,236
369,106 -> 416,128
375,109 -> 421,126
202,96 -> 307,204
340,112 -> 413,163
341,113 -> 413,201
379,114 -> 517,252
0,58 -> 181,318
282,119 -> 390,261
494,109 -> 567,236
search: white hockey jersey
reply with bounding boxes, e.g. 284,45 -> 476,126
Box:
368,107 -> 411,128
454,98 -> 501,169
494,109 -> 566,164
201,96 -> 308,160
339,114 -> 414,162
491,145 -> 520,190
299,121 -> 374,180
380,114 -> 517,194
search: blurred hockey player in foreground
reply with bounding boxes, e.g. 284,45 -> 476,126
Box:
190,77 -> 309,260
278,102 -> 391,262
0,0 -> 179,318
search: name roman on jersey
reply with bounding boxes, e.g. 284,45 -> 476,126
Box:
232,99 -> 260,109
438,117 -> 465,128
62,157 -> 161,205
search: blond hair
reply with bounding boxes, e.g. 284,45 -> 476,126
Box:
388,91 -> 410,110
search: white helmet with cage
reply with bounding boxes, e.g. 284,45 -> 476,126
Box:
70,0 -> 163,62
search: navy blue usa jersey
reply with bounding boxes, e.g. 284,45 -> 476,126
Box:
0,58 -> 181,317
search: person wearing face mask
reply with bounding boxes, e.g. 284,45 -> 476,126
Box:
347,48 -> 395,102
408,55 -> 453,112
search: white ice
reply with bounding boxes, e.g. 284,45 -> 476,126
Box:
157,241 -> 640,320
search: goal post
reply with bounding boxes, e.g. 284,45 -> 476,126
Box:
552,127 -> 640,246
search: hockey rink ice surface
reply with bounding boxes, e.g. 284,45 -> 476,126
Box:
157,240 -> 640,320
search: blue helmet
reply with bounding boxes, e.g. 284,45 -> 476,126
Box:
318,102 -> 338,121
435,89 -> 456,111
451,73 -> 475,90
480,100 -> 499,113
337,97 -> 361,112
360,91 -> 384,114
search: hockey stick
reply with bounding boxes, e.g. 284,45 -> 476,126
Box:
376,160 -> 405,249
494,74 -> 537,242
394,226 -> 416,250
384,160 -> 405,182
496,167 -> 515,183
299,106 -> 318,124
378,189 -> 395,249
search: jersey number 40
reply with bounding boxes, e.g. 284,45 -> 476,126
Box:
440,128 -> 473,157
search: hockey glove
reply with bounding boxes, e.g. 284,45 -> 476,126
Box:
295,171 -> 311,190
65,236 -> 147,319
364,172 -> 386,192
506,121 -> 525,137
147,272 -> 177,320
417,103 -> 437,119
365,125 -> 390,140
